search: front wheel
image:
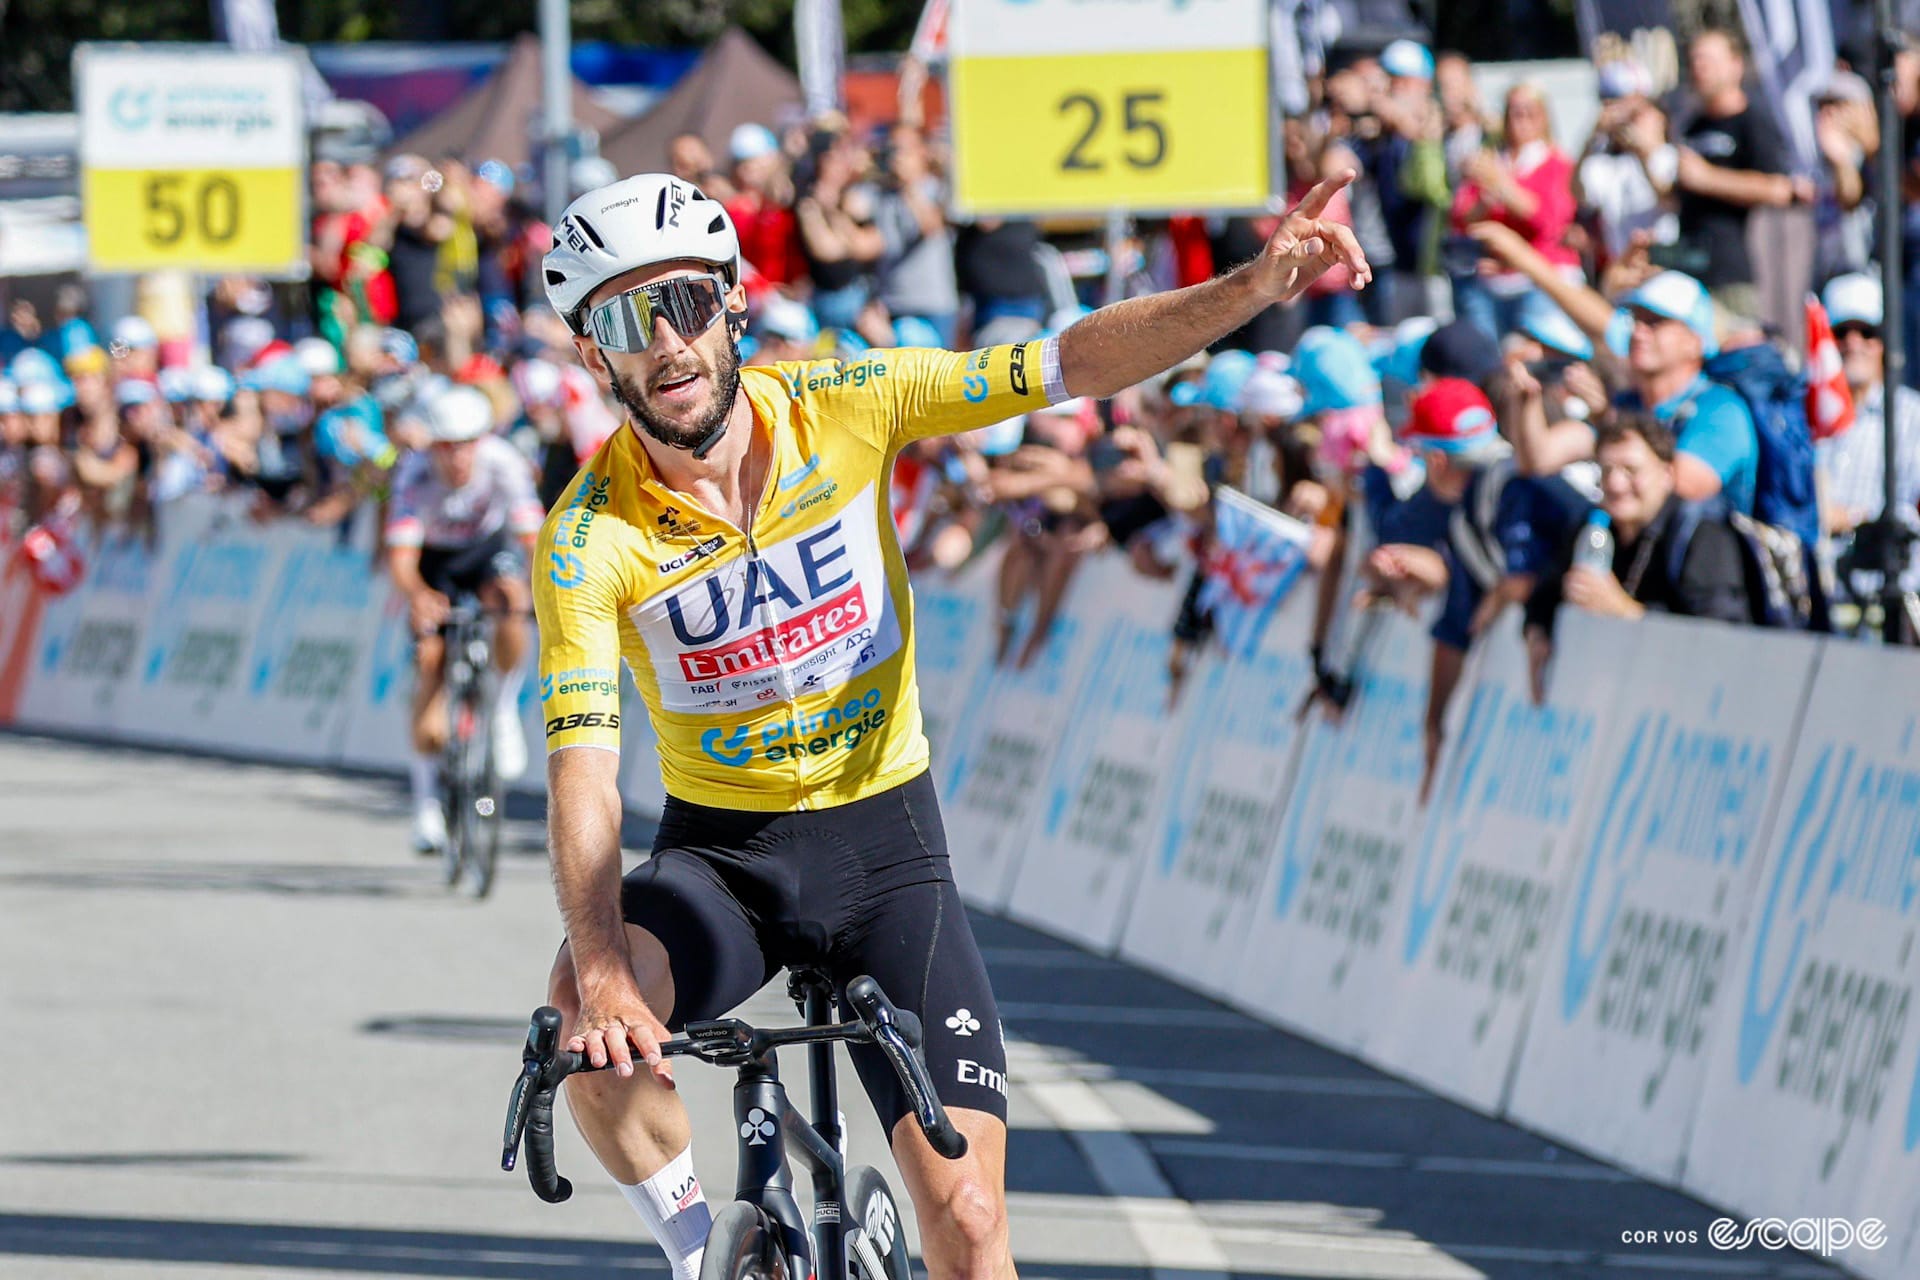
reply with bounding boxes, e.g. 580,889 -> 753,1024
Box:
845,1165 -> 911,1280
699,1201 -> 789,1280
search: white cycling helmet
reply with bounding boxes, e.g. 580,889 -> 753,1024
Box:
426,385 -> 495,443
543,173 -> 743,334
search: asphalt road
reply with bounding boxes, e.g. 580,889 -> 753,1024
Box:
0,734 -> 1848,1280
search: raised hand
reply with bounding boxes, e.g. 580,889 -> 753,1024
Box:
1252,170 -> 1372,305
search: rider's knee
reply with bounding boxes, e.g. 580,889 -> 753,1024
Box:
935,1174 -> 1006,1259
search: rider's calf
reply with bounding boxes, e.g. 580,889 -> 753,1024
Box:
545,938 -> 691,1185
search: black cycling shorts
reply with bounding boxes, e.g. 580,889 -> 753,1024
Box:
417,531 -> 524,600
620,770 -> 1010,1134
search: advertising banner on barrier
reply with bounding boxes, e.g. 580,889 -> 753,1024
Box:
1005,576 -> 1186,951
1117,591 -> 1315,997
1232,607 -> 1432,1053
228,525 -> 379,761
116,498 -> 285,747
940,554 -> 1119,908
1367,613 -> 1630,1113
1508,617 -> 1819,1181
336,578 -> 419,775
907,550 -> 1000,769
1684,640 -> 1920,1279
15,526 -> 157,737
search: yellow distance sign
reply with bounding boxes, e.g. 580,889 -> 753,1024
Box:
85,168 -> 303,274
952,48 -> 1268,215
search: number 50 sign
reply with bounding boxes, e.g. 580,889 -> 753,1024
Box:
949,0 -> 1271,215
77,45 -> 308,277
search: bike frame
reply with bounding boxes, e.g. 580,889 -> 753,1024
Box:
732,969 -> 852,1280
504,971 -> 962,1276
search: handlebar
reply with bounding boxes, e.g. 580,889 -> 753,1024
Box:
500,975 -> 966,1203
845,976 -> 968,1160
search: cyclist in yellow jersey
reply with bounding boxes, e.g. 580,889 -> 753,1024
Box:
534,171 -> 1369,1279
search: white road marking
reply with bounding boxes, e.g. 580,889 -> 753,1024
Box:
1014,1042 -> 1230,1280
1150,1138 -> 1635,1182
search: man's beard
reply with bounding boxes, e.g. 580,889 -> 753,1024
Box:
610,340 -> 742,454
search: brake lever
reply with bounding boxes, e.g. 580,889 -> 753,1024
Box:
503,1008 -> 575,1202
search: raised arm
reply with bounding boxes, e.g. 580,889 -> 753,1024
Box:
1058,173 -> 1371,400
1674,149 -> 1796,207
1467,219 -> 1618,346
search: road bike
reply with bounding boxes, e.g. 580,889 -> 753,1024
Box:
502,970 -> 967,1280
439,595 -> 501,897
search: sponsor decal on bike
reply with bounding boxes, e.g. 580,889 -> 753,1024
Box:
739,1107 -> 777,1146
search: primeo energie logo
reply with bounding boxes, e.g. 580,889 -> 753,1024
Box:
700,687 -> 888,767
549,470 -> 611,589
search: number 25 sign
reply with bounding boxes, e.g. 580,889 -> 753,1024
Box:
949,0 -> 1271,215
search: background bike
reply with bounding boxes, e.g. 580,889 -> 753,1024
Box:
502,970 -> 967,1280
438,594 -> 502,898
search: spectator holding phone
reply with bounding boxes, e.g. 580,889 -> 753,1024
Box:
795,128 -> 884,332
873,124 -> 960,348
1575,59 -> 1677,269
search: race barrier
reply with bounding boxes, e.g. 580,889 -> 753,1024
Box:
7,492 -> 1920,1278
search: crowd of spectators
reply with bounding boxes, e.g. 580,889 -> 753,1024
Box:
1,24 -> 1917,743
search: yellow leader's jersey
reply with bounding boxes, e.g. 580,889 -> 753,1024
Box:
533,339 -> 1063,811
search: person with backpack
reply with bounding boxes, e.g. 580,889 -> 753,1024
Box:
1525,415 -> 1755,698
1484,270 -> 1759,508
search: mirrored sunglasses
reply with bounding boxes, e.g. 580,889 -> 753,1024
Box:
585,274 -> 728,353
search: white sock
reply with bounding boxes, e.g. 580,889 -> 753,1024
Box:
619,1144 -> 710,1280
409,754 -> 440,808
494,664 -> 525,717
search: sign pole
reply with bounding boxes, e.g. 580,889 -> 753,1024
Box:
1103,208 -> 1127,306
539,0 -> 573,228
1873,0 -> 1910,643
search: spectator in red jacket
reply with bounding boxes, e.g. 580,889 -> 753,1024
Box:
1448,83 -> 1578,342
725,124 -> 805,290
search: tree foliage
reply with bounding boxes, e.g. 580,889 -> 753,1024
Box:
1,0 -> 922,113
